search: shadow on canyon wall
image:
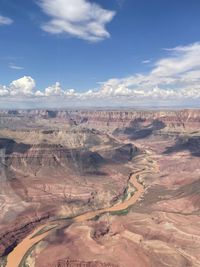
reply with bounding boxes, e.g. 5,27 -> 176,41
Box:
113,119 -> 166,140
164,136 -> 200,157
0,138 -> 31,155
0,138 -> 138,179
100,143 -> 139,163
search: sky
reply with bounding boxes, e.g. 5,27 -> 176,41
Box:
0,0 -> 200,108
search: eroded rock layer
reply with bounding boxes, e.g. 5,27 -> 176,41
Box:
0,109 -> 199,267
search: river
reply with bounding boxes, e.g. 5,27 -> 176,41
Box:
5,169 -> 145,267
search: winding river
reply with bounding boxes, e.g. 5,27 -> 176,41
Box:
5,169 -> 145,267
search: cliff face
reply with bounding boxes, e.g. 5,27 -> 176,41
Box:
2,141 -> 104,177
68,109 -> 200,131
0,126 -> 139,259
1,136 -> 138,179
1,109 -> 200,131
0,109 -> 200,267
0,213 -> 50,257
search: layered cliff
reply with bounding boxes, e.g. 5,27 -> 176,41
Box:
0,109 -> 199,267
0,126 -> 139,259
68,109 -> 200,131
1,109 -> 200,132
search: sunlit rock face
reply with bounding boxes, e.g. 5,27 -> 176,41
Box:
0,109 -> 200,267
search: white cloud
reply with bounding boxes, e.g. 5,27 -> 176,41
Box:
152,43 -> 200,77
9,76 -> 36,96
0,15 -> 13,26
35,90 -> 44,97
1,42 -> 200,107
64,88 -> 78,97
0,85 -> 9,96
9,63 -> 24,70
142,59 -> 151,64
44,82 -> 64,96
93,42 -> 200,101
38,0 -> 116,42
96,42 -> 200,100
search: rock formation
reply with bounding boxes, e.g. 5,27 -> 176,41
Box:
0,109 -> 199,267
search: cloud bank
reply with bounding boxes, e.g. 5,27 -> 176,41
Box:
1,42 -> 200,107
38,0 -> 116,42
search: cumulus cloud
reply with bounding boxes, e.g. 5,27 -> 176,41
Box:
0,86 -> 9,96
9,76 -> 36,96
35,90 -> 45,97
0,76 -> 36,97
0,15 -> 13,25
44,82 -> 63,96
1,42 -> 200,107
38,0 -> 116,42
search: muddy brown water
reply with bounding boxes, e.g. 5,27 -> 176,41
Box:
5,171 -> 145,267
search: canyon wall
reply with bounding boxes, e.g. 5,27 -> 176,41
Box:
1,109 -> 199,131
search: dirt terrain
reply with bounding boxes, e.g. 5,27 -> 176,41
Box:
0,109 -> 199,267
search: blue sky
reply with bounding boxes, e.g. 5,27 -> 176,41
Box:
0,0 -> 200,108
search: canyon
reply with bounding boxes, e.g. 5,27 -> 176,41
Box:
0,109 -> 200,267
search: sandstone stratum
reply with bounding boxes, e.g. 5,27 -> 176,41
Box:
0,109 -> 199,267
